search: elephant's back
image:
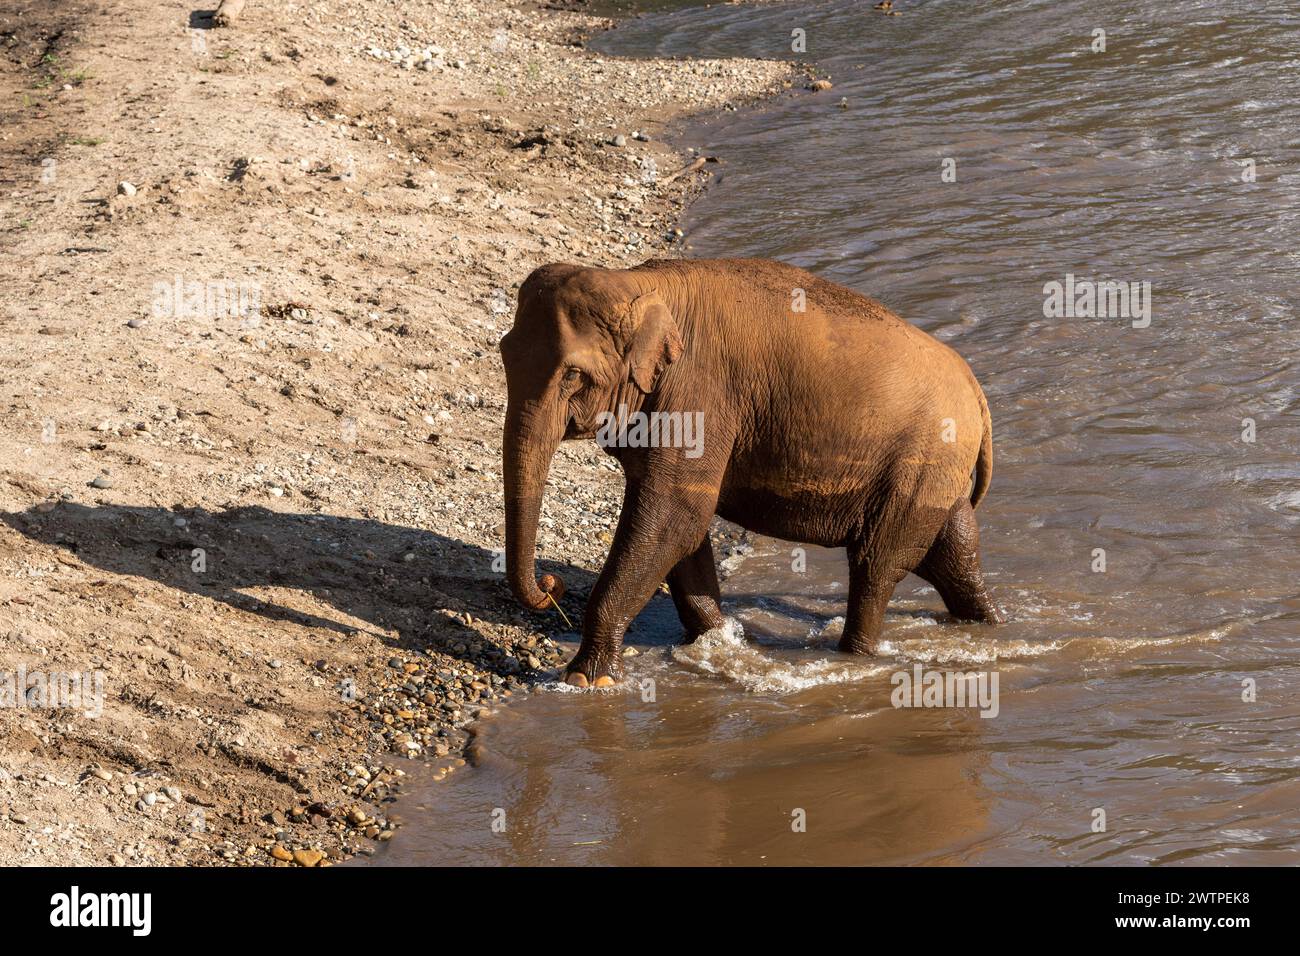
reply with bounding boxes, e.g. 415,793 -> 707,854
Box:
641,254 -> 982,416
643,256 -> 950,357
746,264 -> 973,396
642,256 -> 905,328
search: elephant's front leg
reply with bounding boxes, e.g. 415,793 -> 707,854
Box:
667,536 -> 725,641
566,483 -> 715,687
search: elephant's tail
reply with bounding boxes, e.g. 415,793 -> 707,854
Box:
971,381 -> 992,509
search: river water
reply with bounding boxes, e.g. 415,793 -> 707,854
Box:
370,0 -> 1300,866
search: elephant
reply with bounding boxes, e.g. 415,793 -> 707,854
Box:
500,258 -> 1003,688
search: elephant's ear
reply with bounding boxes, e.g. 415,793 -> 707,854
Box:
625,296 -> 683,393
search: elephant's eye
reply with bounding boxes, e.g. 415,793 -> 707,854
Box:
562,368 -> 585,387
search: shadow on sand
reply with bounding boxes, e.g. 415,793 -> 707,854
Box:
1,501 -> 604,675
3,502 -> 867,673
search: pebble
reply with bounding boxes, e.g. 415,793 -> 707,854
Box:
292,848 -> 324,867
117,181 -> 137,196
270,845 -> 293,862
610,134 -> 627,147
90,475 -> 113,489
809,79 -> 834,91
127,318 -> 146,329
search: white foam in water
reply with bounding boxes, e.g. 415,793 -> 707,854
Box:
675,616 -> 1057,692
1265,489 -> 1300,518
672,618 -> 891,694
807,616 -> 844,641
1082,627 -> 1228,657
877,636 -> 1063,664
539,611 -> 1230,699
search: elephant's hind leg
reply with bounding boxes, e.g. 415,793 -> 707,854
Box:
667,537 -> 726,641
914,498 -> 1003,624
837,557 -> 907,656
836,496 -> 966,655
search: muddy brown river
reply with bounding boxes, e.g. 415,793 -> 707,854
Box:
369,0 -> 1300,866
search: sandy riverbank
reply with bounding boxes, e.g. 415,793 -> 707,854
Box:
0,0 -> 800,865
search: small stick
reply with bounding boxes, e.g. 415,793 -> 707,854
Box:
545,592 -> 572,629
663,155 -> 720,184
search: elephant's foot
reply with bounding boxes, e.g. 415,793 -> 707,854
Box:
563,647 -> 621,689
564,671 -> 617,689
837,633 -> 882,656
970,601 -> 1006,626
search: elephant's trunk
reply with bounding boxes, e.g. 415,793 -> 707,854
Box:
503,401 -> 566,611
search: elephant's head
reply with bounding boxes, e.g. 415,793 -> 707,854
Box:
499,263 -> 683,612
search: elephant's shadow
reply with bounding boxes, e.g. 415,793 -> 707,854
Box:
0,502 -> 632,674
2,502 -> 856,673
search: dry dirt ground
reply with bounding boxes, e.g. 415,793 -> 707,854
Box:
0,0 -> 800,864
